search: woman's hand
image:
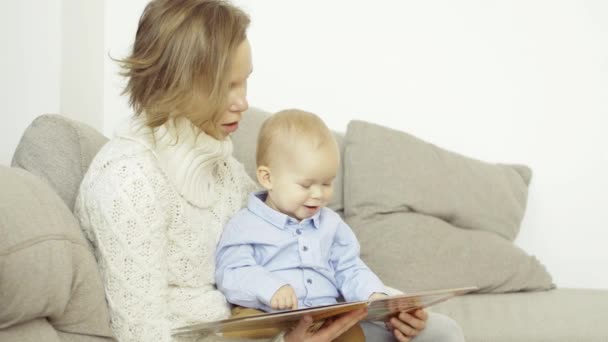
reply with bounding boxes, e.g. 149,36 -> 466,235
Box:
386,308 -> 428,342
284,308 -> 367,342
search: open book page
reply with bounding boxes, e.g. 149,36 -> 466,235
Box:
365,286 -> 477,321
172,286 -> 477,337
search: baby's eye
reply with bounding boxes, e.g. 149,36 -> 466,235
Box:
299,183 -> 311,189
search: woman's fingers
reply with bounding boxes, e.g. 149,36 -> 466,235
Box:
390,315 -> 419,337
286,308 -> 367,342
393,328 -> 411,342
413,309 -> 428,322
316,308 -> 367,340
290,315 -> 314,337
398,310 -> 427,331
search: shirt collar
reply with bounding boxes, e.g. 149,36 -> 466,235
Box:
247,191 -> 322,230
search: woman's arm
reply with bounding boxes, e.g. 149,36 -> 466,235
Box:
76,158 -> 173,341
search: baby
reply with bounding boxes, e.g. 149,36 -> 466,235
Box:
215,109 -> 386,340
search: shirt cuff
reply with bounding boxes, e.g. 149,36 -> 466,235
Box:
350,279 -> 387,302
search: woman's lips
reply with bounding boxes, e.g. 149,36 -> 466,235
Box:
221,121 -> 239,134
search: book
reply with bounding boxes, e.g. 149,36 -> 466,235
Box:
172,286 -> 478,337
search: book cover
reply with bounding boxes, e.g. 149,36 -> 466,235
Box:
172,286 -> 477,337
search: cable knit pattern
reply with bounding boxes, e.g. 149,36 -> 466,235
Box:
75,116 -> 259,342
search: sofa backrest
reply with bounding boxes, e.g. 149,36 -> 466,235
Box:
0,166 -> 115,340
11,115 -> 108,211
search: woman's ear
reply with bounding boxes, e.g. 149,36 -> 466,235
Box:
256,166 -> 272,190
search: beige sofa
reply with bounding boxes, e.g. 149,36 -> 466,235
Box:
2,108 -> 608,342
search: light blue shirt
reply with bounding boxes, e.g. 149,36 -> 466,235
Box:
215,191 -> 386,312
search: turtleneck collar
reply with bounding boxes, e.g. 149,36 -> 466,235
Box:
116,115 -> 234,208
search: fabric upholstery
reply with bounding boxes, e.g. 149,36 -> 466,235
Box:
433,288 -> 608,342
351,212 -> 553,293
232,107 -> 346,214
343,120 -> 553,293
0,166 -> 114,341
0,319 -> 62,342
11,114 -> 108,211
344,120 -> 531,241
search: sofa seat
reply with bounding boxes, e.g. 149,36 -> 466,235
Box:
434,288 -> 608,342
5,111 -> 608,342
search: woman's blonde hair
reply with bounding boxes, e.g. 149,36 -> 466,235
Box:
256,109 -> 338,167
118,0 -> 250,134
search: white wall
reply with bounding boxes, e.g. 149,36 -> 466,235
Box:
103,0 -> 149,136
230,0 -> 608,289
60,0 -> 104,129
0,0 -> 62,165
2,0 -> 606,289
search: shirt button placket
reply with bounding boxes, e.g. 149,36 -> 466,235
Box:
299,236 -> 313,266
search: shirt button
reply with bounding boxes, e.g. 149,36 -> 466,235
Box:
302,245 -> 308,251
307,278 -> 313,284
296,229 -> 302,235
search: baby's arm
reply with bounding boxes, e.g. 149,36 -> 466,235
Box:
215,222 -> 289,310
330,220 -> 387,302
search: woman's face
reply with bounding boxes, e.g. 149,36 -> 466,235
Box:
217,39 -> 253,137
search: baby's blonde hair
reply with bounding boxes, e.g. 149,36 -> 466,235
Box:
117,0 -> 250,137
256,109 -> 338,167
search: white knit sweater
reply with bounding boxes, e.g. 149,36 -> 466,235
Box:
75,116 -> 259,342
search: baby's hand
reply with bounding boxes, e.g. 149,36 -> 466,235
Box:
270,285 -> 298,310
369,292 -> 389,301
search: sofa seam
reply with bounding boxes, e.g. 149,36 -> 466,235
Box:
0,234 -> 89,256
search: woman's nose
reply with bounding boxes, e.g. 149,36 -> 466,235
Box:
229,98 -> 248,112
229,91 -> 249,112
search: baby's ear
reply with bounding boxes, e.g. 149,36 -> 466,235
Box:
256,166 -> 272,190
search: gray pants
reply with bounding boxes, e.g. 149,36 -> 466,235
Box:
361,312 -> 465,342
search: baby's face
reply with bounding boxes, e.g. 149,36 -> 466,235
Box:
265,141 -> 339,221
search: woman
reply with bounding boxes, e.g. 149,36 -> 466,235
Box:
75,1 -> 463,341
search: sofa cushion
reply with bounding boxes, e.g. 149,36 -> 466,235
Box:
0,319 -> 62,342
232,107 -> 346,214
343,120 -> 553,293
0,166 -> 114,340
432,288 -> 608,342
11,114 -> 108,211
344,120 -> 530,240
352,212 -> 553,293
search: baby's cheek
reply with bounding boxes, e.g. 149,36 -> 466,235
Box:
324,188 -> 334,200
